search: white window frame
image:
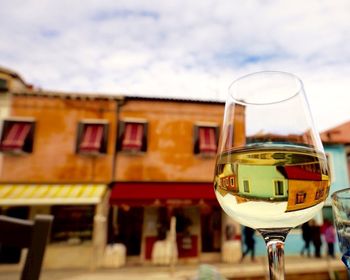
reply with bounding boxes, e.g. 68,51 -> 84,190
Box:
242,179 -> 250,193
273,179 -> 285,196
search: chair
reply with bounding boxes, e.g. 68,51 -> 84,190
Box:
222,240 -> 242,263
0,214 -> 53,280
151,216 -> 178,266
103,243 -> 126,268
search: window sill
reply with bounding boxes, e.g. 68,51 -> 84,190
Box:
0,149 -> 30,155
77,152 -> 107,157
119,149 -> 146,156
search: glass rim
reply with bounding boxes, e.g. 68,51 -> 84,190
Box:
331,188 -> 350,200
228,70 -> 304,106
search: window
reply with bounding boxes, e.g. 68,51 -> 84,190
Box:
219,175 -> 237,192
51,205 -> 94,242
76,121 -> 108,155
296,192 -> 306,204
194,125 -> 218,155
0,120 -> 35,153
274,180 -> 284,196
243,180 -> 250,193
315,188 -> 324,200
118,120 -> 148,152
0,78 -> 8,92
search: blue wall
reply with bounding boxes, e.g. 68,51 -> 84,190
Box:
245,144 -> 349,256
324,144 -> 350,204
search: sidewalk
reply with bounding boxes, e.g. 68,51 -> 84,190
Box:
0,256 -> 346,280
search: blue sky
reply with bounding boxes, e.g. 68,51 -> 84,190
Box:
1,0 -> 350,131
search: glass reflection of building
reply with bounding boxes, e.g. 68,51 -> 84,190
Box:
218,113 -> 330,212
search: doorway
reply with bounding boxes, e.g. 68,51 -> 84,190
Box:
201,206 -> 222,252
115,207 -> 144,256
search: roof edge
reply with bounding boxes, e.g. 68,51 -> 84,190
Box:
11,90 -> 224,104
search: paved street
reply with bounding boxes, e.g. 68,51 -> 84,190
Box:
0,256 -> 347,280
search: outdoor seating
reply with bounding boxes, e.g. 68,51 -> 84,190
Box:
222,240 -> 241,263
151,237 -> 178,265
103,243 -> 126,268
0,214 -> 53,280
152,216 -> 178,265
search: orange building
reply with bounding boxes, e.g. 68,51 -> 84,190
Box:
0,66 -> 247,267
0,66 -> 33,177
109,97 -> 231,263
0,90 -> 121,268
1,89 -> 245,266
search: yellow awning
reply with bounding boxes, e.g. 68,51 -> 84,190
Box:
0,184 -> 107,206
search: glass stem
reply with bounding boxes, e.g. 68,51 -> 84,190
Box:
258,228 -> 290,280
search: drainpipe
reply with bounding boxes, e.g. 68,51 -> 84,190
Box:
111,97 -> 125,182
108,97 -> 126,244
93,96 -> 126,269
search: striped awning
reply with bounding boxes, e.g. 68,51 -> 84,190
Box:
0,184 -> 107,206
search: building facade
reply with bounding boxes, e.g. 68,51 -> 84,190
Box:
0,90 -> 120,268
0,90 -> 243,266
1,66 -> 348,267
109,97 -> 241,263
0,66 -> 32,178
320,123 -> 350,223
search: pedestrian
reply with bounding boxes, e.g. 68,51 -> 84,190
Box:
310,219 -> 322,258
240,226 -> 256,262
300,221 -> 312,257
322,219 -> 336,258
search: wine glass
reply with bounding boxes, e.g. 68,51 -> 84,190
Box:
214,71 -> 330,280
331,188 -> 350,274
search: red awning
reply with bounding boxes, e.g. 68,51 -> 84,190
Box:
109,182 -> 218,206
278,166 -> 321,180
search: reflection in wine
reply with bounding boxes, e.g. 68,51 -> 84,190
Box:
214,145 -> 330,229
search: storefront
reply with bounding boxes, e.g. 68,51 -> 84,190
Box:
0,184 -> 109,269
109,181 -> 236,263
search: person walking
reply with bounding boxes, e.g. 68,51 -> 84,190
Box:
323,219 -> 336,258
310,219 -> 322,258
300,221 -> 312,257
240,226 -> 256,262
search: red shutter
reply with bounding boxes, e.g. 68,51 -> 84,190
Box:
1,122 -> 31,150
199,127 -> 217,153
122,123 -> 144,150
79,124 -> 104,153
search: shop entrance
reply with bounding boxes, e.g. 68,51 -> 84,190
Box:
201,206 -> 222,252
115,207 -> 143,256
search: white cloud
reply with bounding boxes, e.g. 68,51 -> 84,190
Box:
1,0 -> 350,130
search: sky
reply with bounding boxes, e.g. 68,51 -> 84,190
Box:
1,0 -> 350,132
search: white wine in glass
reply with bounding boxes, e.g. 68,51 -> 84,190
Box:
214,71 -> 330,280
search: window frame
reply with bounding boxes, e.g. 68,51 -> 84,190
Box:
0,118 -> 36,154
315,188 -> 324,200
117,119 -> 148,153
193,123 -> 219,156
242,179 -> 250,193
0,78 -> 9,92
296,191 -> 306,204
274,180 -> 285,196
76,120 -> 109,156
